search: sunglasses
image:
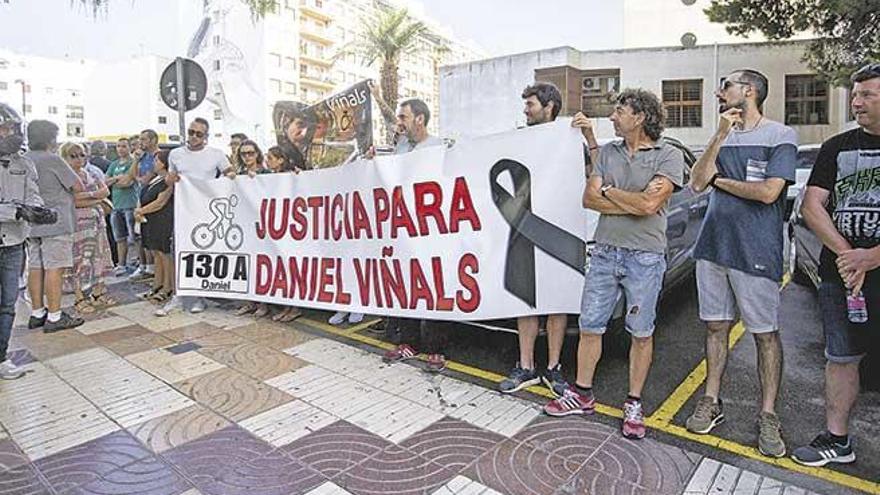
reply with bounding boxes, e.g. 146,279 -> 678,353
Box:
68,153 -> 86,159
720,79 -> 751,91
187,129 -> 206,138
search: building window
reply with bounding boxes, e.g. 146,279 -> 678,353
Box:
662,79 -> 703,128
69,89 -> 80,98
213,109 -> 222,120
270,79 -> 282,93
270,53 -> 282,67
284,82 -> 297,95
23,104 -> 32,114
158,116 -> 167,124
66,123 -> 83,137
65,105 -> 83,119
45,87 -> 53,95
0,81 -> 7,90
284,57 -> 296,70
213,60 -> 221,71
48,106 -> 58,114
785,74 -> 829,125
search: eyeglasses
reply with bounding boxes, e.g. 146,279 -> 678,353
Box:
240,150 -> 257,157
187,129 -> 205,138
720,79 -> 751,91
68,153 -> 85,159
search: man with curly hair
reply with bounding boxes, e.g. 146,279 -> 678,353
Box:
543,89 -> 684,440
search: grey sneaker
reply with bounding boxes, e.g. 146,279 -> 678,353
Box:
686,396 -> 725,434
542,364 -> 569,397
499,364 -> 540,394
43,312 -> 84,333
189,298 -> 206,314
758,411 -> 786,458
0,359 -> 25,380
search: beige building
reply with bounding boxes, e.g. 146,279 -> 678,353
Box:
440,41 -> 851,147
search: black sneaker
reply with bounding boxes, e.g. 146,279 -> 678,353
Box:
499,364 -> 540,394
542,364 -> 569,397
43,312 -> 85,333
28,314 -> 47,329
791,432 -> 856,467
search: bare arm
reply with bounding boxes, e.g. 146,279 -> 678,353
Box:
603,176 -> 675,216
572,112 -> 599,176
802,186 -> 851,256
583,175 -> 628,214
713,177 -> 786,205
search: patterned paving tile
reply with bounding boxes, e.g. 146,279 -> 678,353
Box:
0,439 -> 28,472
102,333 -> 175,357
335,444 -> 456,495
448,390 -> 540,437
65,455 -> 193,495
16,330 -> 97,361
76,316 -> 137,336
195,449 -> 326,495
175,368 -> 294,421
0,362 -> 119,461
46,348 -> 194,428
198,341 -> 307,380
86,325 -> 153,346
583,435 -> 699,493
187,329 -> 250,354
231,321 -> 300,342
239,400 -> 336,447
463,439 -> 580,495
163,426 -> 274,479
400,418 -> 505,472
160,323 -> 224,343
125,348 -> 225,384
127,405 -> 231,453
34,430 -> 152,493
193,309 -> 258,330
0,464 -> 52,494
284,338 -> 384,375
558,466 -> 649,495
511,416 -> 614,466
432,476 -> 504,495
305,481 -> 354,495
280,420 -> 393,478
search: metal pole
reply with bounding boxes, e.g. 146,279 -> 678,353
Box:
175,57 -> 186,142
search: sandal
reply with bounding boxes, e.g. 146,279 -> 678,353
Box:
90,292 -> 117,306
75,298 -> 96,314
275,308 -> 302,323
234,302 -> 257,316
149,289 -> 172,304
140,287 -> 161,299
253,303 -> 270,318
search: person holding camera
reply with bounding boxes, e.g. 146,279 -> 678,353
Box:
0,104 -> 46,379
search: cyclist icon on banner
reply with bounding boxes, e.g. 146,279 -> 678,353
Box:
191,194 -> 244,251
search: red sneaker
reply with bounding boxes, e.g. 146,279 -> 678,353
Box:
425,353 -> 447,372
383,344 -> 418,363
622,399 -> 646,439
544,387 -> 596,416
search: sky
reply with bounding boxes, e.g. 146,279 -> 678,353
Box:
0,0 -> 624,61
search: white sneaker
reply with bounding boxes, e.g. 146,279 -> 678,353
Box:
113,265 -> 128,276
328,311 -> 347,325
189,298 -> 206,314
0,359 -> 25,380
348,312 -> 365,324
127,266 -> 145,279
155,296 -> 182,317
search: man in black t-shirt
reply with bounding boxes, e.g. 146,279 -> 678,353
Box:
792,63 -> 880,467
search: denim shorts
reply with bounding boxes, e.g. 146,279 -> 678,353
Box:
110,208 -> 137,244
818,280 -> 878,364
579,244 -> 666,338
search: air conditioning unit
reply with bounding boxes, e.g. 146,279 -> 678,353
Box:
582,77 -> 602,93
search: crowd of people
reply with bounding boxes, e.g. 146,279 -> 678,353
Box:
0,62 -> 877,473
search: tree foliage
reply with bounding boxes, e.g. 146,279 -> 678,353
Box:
705,0 -> 880,85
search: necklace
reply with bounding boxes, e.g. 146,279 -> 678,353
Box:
736,115 -> 764,132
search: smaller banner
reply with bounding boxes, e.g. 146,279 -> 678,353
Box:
272,80 -> 373,170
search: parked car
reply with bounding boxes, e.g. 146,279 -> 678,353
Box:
468,136 -> 710,350
788,183 -> 822,288
786,144 -> 821,216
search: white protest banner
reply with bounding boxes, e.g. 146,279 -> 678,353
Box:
174,120 -> 594,320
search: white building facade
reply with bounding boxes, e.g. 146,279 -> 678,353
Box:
439,41 -> 852,147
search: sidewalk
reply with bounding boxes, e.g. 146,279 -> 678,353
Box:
0,280 -> 836,494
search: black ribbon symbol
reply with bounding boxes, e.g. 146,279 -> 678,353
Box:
490,159 -> 586,307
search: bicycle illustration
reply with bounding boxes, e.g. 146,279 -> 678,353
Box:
191,194 -> 244,251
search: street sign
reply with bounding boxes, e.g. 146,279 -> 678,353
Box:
159,58 -> 207,112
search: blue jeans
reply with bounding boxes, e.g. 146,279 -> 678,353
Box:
579,244 -> 666,338
0,244 -> 24,362
110,208 -> 137,245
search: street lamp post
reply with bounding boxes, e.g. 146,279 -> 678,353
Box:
13,79 -> 26,117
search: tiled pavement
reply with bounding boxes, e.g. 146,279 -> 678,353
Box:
0,281 -> 835,494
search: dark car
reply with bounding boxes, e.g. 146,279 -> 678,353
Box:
468,136 -> 710,346
786,144 -> 821,217
788,162 -> 822,288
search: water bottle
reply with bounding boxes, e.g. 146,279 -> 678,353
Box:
846,290 -> 868,324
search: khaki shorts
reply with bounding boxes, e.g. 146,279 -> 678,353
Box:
27,234 -> 74,270
696,259 -> 780,334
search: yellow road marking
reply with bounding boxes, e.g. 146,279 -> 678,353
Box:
298,317 -> 383,335
649,273 -> 791,424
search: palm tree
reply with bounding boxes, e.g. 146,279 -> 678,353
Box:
337,7 -> 428,137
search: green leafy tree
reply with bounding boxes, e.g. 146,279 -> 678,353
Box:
705,0 -> 880,85
336,7 -> 428,138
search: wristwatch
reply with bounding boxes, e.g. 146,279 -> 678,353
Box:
601,184 -> 613,197
709,173 -> 723,188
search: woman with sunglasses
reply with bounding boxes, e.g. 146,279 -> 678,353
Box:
60,142 -> 116,313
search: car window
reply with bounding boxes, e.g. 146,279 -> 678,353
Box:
796,149 -> 819,170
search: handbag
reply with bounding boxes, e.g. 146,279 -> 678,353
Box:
98,198 -> 114,216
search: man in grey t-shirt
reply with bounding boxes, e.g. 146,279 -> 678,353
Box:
25,120 -> 85,332
543,89 -> 683,441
